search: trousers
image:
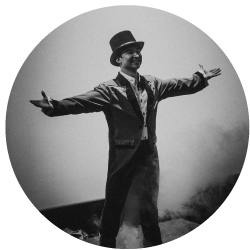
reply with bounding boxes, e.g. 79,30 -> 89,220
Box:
99,140 -> 162,248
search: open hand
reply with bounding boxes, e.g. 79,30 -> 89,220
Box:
199,65 -> 221,80
30,91 -> 53,110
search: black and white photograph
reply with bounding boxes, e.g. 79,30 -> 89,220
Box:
2,1 -> 249,250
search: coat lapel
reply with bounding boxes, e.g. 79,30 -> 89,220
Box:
141,76 -> 154,121
115,73 -> 144,124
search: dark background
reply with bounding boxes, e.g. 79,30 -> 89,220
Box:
40,199 -> 104,235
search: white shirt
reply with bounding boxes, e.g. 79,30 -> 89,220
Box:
119,71 -> 148,140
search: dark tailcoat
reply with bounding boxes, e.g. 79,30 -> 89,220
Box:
45,71 -> 207,245
46,71 -> 207,183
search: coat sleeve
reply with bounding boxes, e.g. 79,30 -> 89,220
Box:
43,83 -> 111,117
156,71 -> 208,102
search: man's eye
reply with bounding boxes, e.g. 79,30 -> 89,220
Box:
126,50 -> 140,54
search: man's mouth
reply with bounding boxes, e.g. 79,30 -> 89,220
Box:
131,60 -> 140,64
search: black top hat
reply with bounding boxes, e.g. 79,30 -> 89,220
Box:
109,30 -> 144,66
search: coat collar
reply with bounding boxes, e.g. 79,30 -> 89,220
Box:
114,72 -> 154,124
115,72 -> 134,87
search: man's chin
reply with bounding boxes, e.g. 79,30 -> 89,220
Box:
132,63 -> 141,69
123,63 -> 141,72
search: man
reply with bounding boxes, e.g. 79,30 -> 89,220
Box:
30,30 -> 221,248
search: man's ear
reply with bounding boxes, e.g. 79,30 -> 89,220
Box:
116,57 -> 121,64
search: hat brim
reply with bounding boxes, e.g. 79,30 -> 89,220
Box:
110,41 -> 144,66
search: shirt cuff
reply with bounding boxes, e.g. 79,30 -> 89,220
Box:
198,69 -> 207,79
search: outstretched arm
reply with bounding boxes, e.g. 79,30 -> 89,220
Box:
30,84 -> 111,117
157,65 -> 221,101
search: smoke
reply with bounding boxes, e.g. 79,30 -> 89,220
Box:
158,121 -> 248,213
117,224 -> 143,249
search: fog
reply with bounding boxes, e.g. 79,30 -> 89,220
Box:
158,121 -> 248,213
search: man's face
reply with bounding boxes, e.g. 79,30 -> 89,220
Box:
117,46 -> 142,71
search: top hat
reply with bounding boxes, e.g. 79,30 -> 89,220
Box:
109,30 -> 144,66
